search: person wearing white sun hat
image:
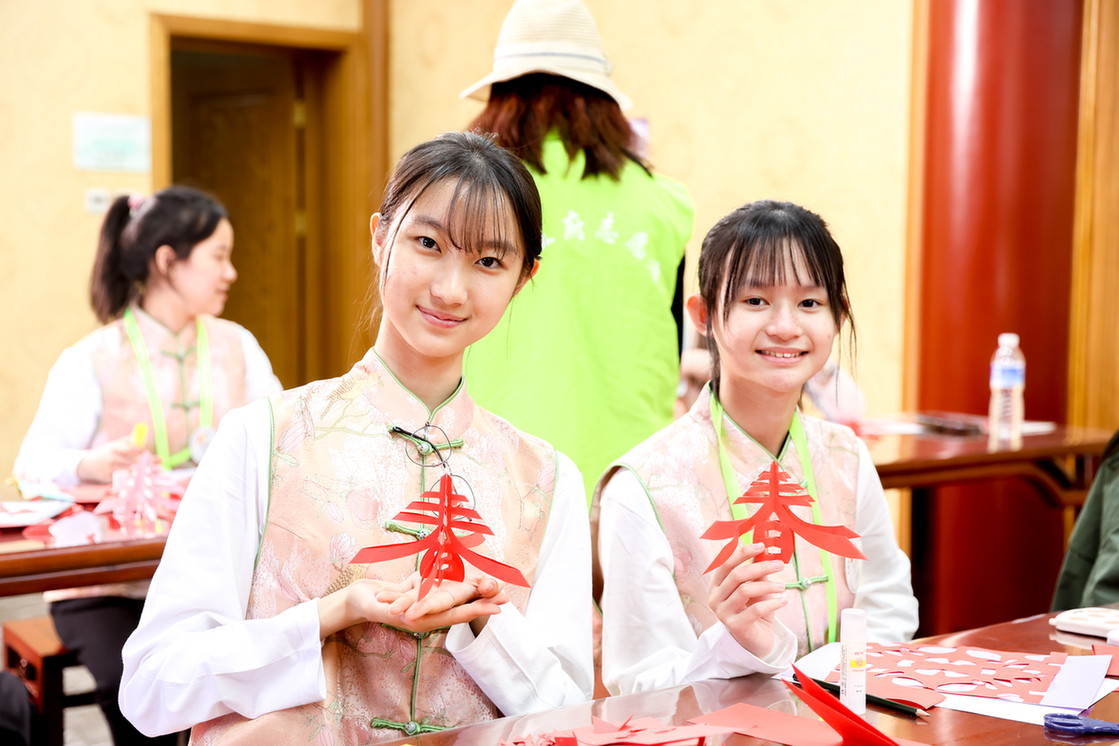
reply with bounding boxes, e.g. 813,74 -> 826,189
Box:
462,0 -> 695,506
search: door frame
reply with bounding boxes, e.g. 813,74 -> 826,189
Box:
150,12 -> 386,376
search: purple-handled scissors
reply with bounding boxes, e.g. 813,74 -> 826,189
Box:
1044,713 -> 1119,736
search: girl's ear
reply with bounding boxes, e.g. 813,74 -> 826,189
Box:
153,245 -> 177,277
685,293 -> 708,334
370,213 -> 386,266
513,258 -> 540,296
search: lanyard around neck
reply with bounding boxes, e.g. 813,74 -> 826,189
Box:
709,391 -> 840,646
122,308 -> 212,469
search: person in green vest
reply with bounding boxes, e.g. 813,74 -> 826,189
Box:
460,0 -> 695,500
1052,430 -> 1119,610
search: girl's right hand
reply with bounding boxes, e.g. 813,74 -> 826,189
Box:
75,436 -> 146,483
708,541 -> 788,658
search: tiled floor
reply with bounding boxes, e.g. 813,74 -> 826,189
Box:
0,593 -> 113,746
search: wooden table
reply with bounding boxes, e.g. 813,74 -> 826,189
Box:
378,611 -> 1118,746
0,532 -> 165,596
867,423 -> 1114,511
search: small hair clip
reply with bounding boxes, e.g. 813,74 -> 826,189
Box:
127,194 -> 147,213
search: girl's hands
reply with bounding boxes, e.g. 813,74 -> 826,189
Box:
318,571 -> 509,640
76,436 -> 146,483
378,570 -> 508,637
708,541 -> 788,658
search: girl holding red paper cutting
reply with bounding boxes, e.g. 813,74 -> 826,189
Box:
120,132 -> 593,743
593,200 -> 918,695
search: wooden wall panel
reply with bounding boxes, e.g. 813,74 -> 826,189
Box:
1069,0 -> 1119,431
914,0 -> 1082,634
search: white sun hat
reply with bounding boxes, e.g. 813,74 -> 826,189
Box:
460,0 -> 633,111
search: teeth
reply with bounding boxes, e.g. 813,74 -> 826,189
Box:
762,351 -> 800,358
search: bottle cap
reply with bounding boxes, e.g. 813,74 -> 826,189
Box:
998,332 -> 1020,348
841,608 -> 866,640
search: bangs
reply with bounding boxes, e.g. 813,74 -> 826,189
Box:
442,176 -> 518,261
718,223 -> 842,323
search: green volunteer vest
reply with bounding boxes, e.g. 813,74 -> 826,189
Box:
465,133 -> 693,499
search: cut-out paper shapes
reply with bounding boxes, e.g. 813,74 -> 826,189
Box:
702,461 -> 867,573
351,473 -> 529,600
94,450 -> 183,537
829,643 -> 1066,705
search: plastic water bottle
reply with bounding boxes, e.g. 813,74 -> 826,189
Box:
988,333 -> 1025,449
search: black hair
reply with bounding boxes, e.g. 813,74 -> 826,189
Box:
90,186 -> 228,323
373,131 -> 543,282
696,200 -> 855,399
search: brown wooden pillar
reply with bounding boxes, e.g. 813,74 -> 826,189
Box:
914,0 -> 1082,634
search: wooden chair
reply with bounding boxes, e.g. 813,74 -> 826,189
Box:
3,616 -> 96,746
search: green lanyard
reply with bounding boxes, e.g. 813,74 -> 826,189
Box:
122,308 -> 212,469
709,392 -> 840,647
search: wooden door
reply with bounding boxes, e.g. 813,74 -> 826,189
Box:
171,46 -> 303,388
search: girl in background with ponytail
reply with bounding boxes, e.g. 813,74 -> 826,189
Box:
14,185 -> 280,746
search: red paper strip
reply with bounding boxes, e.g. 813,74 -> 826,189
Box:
1092,644 -> 1119,677
701,460 -> 867,573
350,473 -> 530,599
788,665 -> 902,746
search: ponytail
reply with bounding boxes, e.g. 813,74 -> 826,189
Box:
87,186 -> 228,323
90,196 -> 135,323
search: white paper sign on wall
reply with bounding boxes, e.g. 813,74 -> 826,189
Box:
72,112 -> 151,173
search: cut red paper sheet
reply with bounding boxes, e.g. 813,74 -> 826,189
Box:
823,670 -> 946,711
701,460 -> 867,573
786,665 -> 906,746
1092,644 -> 1119,677
849,643 -> 1066,705
500,715 -> 732,746
350,473 -> 529,600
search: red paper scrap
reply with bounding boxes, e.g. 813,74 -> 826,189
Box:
1092,644 -> 1119,677
846,643 -> 1066,705
689,700 -> 927,746
501,715 -> 731,746
350,473 -> 529,600
702,460 -> 867,573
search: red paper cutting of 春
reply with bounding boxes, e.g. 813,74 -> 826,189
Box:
94,450 -> 184,534
350,472 -> 529,600
701,461 -> 867,574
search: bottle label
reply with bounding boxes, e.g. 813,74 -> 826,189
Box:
990,362 -> 1025,388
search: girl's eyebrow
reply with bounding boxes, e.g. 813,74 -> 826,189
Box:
411,214 -> 516,254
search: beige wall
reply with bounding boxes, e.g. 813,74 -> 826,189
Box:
0,1 -> 359,497
0,0 -> 912,495
392,0 -> 914,418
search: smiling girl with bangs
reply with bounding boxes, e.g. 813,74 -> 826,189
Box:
592,200 -> 918,695
120,132 -> 592,743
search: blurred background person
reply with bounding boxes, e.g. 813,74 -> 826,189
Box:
461,0 -> 694,499
13,186 -> 281,745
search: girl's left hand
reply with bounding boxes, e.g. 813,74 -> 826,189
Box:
377,570 -> 508,636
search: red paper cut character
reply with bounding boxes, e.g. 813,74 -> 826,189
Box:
701,460 -> 867,573
350,472 -> 529,600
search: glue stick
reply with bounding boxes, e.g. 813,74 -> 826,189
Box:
840,607 -> 867,714
131,423 -> 148,448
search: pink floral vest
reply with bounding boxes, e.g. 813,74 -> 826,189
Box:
595,388 -> 859,657
191,351 -> 557,746
81,306 -> 247,459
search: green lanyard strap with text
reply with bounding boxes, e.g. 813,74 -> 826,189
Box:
122,308 -> 212,469
710,393 -> 840,646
